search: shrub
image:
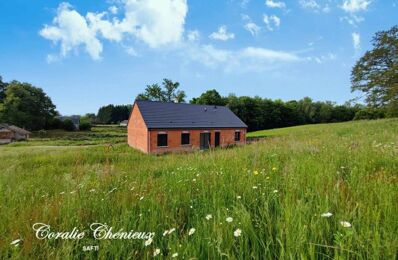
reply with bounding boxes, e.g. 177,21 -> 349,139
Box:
62,119 -> 75,131
79,122 -> 92,131
353,108 -> 385,120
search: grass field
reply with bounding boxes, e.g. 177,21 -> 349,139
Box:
0,119 -> 397,259
6,125 -> 127,147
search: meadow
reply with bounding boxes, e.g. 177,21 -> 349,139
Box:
0,119 -> 397,259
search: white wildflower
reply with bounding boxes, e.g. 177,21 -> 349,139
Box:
321,212 -> 333,218
153,248 -> 161,256
140,196 -> 144,201
226,217 -> 233,223
163,228 -> 176,236
60,192 -> 65,195
234,228 -> 242,237
252,186 -> 258,189
273,189 -> 278,193
10,239 -> 21,246
205,214 -> 212,220
340,221 -> 352,228
237,195 -> 242,199
144,237 -> 153,246
188,228 -> 196,236
172,253 -> 178,258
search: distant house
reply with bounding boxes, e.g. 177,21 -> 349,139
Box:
57,115 -> 80,130
0,124 -> 31,144
120,120 -> 128,127
128,100 -> 247,154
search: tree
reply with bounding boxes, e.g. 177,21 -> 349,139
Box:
96,104 -> 131,124
351,25 -> 398,116
0,75 -> 8,102
0,81 -> 57,130
190,89 -> 227,105
136,79 -> 186,103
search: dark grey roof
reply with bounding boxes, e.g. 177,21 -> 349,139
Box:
135,100 -> 247,129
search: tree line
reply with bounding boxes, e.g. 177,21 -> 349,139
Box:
1,25 -> 396,131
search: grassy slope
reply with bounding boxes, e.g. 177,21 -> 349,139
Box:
0,119 -> 397,259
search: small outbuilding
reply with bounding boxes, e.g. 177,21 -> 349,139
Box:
0,124 -> 31,144
127,100 -> 247,154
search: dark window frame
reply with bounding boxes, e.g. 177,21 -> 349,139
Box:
157,133 -> 168,147
181,132 -> 190,145
234,131 -> 241,141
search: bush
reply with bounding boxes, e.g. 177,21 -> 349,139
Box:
79,122 -> 92,131
353,108 -> 385,120
62,119 -> 76,131
45,117 -> 64,130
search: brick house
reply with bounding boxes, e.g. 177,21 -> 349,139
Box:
127,100 -> 248,154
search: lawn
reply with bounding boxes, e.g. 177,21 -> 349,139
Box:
0,119 -> 397,259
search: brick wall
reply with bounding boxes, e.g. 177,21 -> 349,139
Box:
127,104 -> 149,153
148,128 -> 246,154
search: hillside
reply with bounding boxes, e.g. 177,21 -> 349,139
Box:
0,119 -> 397,258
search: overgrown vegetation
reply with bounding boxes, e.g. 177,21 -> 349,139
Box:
0,119 -> 397,258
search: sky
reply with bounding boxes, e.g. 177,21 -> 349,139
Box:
0,0 -> 397,115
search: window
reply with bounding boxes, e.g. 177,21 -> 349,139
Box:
157,133 -> 168,147
234,131 -> 241,141
181,133 -> 190,145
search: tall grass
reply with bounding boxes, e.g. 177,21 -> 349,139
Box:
0,119 -> 397,259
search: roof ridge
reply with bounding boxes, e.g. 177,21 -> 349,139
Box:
136,100 -> 226,108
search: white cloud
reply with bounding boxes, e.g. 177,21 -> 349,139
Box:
40,0 -> 188,60
125,46 -> 138,56
183,44 -> 301,72
108,6 -> 118,14
209,26 -> 235,41
299,0 -> 320,9
241,47 -> 299,62
308,53 -> 336,64
187,30 -> 200,41
265,0 -> 286,8
299,0 -> 331,13
40,3 -> 103,60
340,14 -> 364,26
263,14 -> 280,31
117,0 -> 188,48
244,22 -> 261,36
240,0 -> 250,7
86,12 -> 124,41
352,32 -> 360,50
341,0 -> 372,13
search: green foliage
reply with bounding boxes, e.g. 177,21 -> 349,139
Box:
79,116 -> 92,131
191,91 -> 360,131
62,119 -> 76,131
190,89 -> 227,105
353,108 -> 385,120
351,25 -> 398,114
0,80 -> 57,130
97,104 -> 131,124
0,75 -> 7,102
79,122 -> 92,131
0,119 -> 397,258
137,79 -> 186,103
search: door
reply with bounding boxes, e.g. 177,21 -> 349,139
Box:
200,133 -> 211,150
215,132 -> 220,147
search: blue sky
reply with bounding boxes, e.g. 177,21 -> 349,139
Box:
0,0 -> 397,115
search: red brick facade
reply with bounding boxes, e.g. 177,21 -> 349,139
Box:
127,104 -> 246,154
